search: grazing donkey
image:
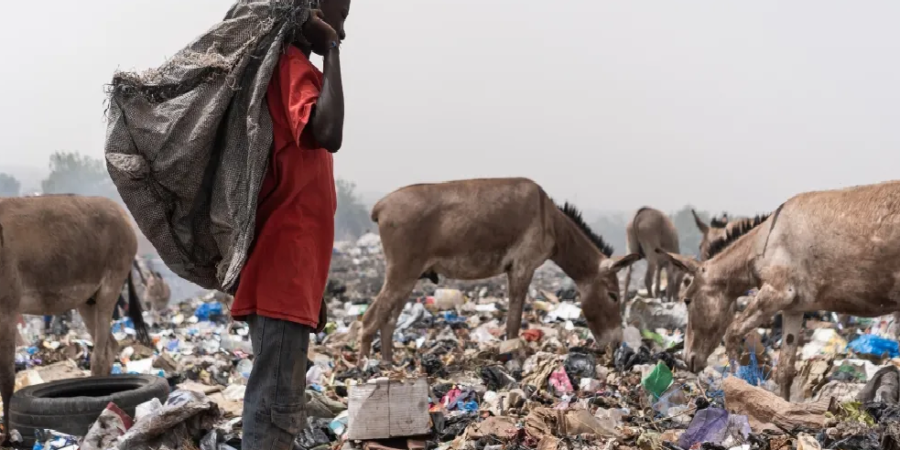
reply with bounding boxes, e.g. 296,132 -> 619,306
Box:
691,210 -> 736,261
135,260 -> 172,312
660,180 -> 900,399
359,178 -> 641,364
623,207 -> 683,301
0,196 -> 148,443
694,210 -> 857,329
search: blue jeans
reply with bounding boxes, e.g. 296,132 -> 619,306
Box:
242,314 -> 311,450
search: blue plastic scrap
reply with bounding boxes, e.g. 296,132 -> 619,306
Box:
194,302 -> 224,321
735,352 -> 768,387
847,334 -> 900,358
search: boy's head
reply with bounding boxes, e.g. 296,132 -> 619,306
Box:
319,0 -> 351,42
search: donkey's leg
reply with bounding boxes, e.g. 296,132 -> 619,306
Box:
622,265 -> 633,301
659,263 -> 678,302
359,268 -> 418,365
643,262 -> 656,298
379,300 -> 408,366
0,309 -> 16,444
838,314 -> 853,329
723,283 -> 795,367
654,263 -> 663,300
77,303 -> 116,376
777,312 -> 803,400
84,282 -> 124,376
506,269 -> 536,339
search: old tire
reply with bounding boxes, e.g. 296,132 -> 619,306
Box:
9,375 -> 169,446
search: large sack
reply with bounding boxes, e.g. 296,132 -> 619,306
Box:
104,0 -> 310,292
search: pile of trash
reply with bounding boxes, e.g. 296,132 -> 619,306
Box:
7,233 -> 900,450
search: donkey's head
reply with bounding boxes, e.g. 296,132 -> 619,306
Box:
691,210 -> 729,261
580,253 -> 642,349
657,251 -> 734,372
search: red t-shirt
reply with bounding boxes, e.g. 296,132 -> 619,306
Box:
231,46 -> 336,327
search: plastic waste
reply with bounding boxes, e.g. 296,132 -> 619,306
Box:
678,407 -> 729,448
296,417 -> 336,449
194,301 -> 225,322
801,328 -> 848,360
652,383 -> 688,416
848,334 -> 900,359
480,366 -> 514,391
521,328 -> 544,342
857,366 -> 900,404
623,326 -> 642,350
329,411 -> 349,436
641,362 -> 673,399
135,398 -> 163,422
736,351 -> 767,387
431,289 -> 466,311
563,352 -> 596,387
471,322 -> 499,343
307,365 -> 326,386
420,353 -> 447,377
549,366 -> 574,396
547,303 -> 582,321
396,302 -> 431,331
81,403 -> 133,450
34,430 -> 79,450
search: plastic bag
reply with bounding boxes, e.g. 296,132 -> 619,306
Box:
641,362 -> 673,399
848,334 -> 900,359
563,352 -> 596,388
678,407 -> 729,448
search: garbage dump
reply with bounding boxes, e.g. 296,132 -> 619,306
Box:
7,234 -> 900,450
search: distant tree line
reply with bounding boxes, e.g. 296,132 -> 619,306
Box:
0,152 -> 734,250
2,151 -> 376,240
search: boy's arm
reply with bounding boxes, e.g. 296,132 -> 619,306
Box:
310,46 -> 344,153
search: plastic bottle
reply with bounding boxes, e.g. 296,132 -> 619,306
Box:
238,359 -> 253,380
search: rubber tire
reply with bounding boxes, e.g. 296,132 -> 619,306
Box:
9,375 -> 170,446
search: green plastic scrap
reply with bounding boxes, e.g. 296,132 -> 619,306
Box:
642,361 -> 674,399
641,330 -> 665,347
832,401 -> 876,426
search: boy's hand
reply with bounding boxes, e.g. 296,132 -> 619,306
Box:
303,10 -> 339,55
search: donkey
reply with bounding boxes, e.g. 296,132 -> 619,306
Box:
660,180 -> 900,400
358,178 -> 641,364
0,196 -> 149,443
623,207 -> 683,301
695,210 -> 858,329
135,260 -> 172,312
691,210 -> 759,261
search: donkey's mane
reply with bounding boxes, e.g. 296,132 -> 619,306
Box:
709,213 -> 729,229
556,202 -> 614,257
707,213 -> 771,259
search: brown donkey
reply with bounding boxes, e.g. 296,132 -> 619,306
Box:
694,211 -> 858,330
623,207 -> 683,301
691,211 -> 770,261
359,178 -> 641,364
0,196 -> 149,443
660,180 -> 900,399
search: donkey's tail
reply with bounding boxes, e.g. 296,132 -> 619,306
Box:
127,269 -> 151,344
370,200 -> 383,223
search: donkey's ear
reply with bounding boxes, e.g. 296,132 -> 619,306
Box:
600,253 -> 642,274
656,249 -> 700,275
691,209 -> 709,234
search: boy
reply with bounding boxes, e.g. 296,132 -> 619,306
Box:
231,1 -> 350,448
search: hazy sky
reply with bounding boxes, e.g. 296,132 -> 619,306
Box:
3,0 -> 900,214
